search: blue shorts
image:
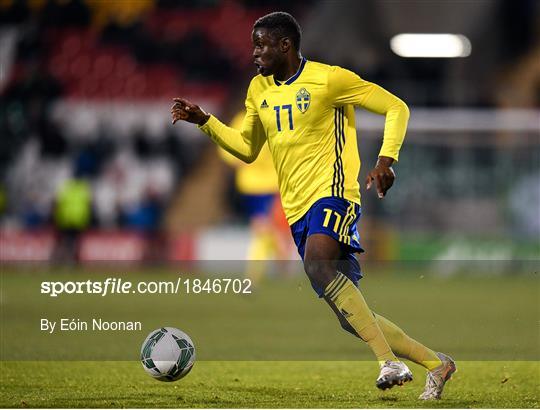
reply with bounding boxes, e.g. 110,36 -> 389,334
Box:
290,196 -> 363,297
241,194 -> 275,218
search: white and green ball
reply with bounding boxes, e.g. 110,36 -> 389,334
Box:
140,327 -> 195,382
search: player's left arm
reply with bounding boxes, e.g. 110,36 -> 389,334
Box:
361,86 -> 409,199
329,67 -> 410,198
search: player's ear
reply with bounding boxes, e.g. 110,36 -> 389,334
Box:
280,37 -> 291,53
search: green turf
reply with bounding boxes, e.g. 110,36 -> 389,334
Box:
1,361 -> 538,408
2,268 -> 539,361
1,266 -> 539,407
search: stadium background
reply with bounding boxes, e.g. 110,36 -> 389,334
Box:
1,0 -> 538,263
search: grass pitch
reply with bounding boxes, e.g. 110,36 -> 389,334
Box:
1,265 -> 539,407
1,360 -> 539,408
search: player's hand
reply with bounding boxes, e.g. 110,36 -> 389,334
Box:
366,156 -> 395,199
171,98 -> 210,126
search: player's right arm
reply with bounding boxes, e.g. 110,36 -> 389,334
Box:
171,90 -> 265,164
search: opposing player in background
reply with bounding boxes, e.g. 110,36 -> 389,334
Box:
219,111 -> 292,283
172,12 -> 456,399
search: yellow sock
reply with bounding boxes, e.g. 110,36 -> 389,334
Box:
325,272 -> 397,364
374,312 -> 442,371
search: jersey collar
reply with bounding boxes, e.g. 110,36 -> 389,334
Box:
274,57 -> 307,86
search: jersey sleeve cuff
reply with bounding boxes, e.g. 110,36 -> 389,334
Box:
198,114 -> 219,133
378,150 -> 400,162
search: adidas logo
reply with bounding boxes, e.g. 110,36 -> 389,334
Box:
340,308 -> 353,318
260,99 -> 269,109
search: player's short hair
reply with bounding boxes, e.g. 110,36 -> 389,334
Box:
253,11 -> 302,51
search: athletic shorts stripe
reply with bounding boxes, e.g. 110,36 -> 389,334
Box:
344,203 -> 356,245
339,202 -> 353,239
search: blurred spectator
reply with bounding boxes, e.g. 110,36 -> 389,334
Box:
21,192 -> 48,228
53,167 -> 93,261
121,186 -> 164,233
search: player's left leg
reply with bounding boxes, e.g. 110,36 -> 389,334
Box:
374,313 -> 442,370
326,301 -> 441,370
418,352 -> 456,400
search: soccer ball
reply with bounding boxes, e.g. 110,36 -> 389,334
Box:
140,327 -> 195,382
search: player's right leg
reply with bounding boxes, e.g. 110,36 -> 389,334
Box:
304,235 -> 412,389
290,197 -> 412,390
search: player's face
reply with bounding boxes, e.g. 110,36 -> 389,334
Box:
252,28 -> 283,76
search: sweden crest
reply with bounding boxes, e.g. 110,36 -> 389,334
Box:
296,88 -> 310,113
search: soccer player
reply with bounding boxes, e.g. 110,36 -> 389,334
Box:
171,12 -> 456,399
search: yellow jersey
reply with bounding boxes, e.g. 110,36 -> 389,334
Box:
218,112 -> 279,195
200,59 -> 409,224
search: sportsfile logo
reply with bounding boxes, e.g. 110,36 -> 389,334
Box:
40,277 -> 252,297
40,278 -> 181,297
